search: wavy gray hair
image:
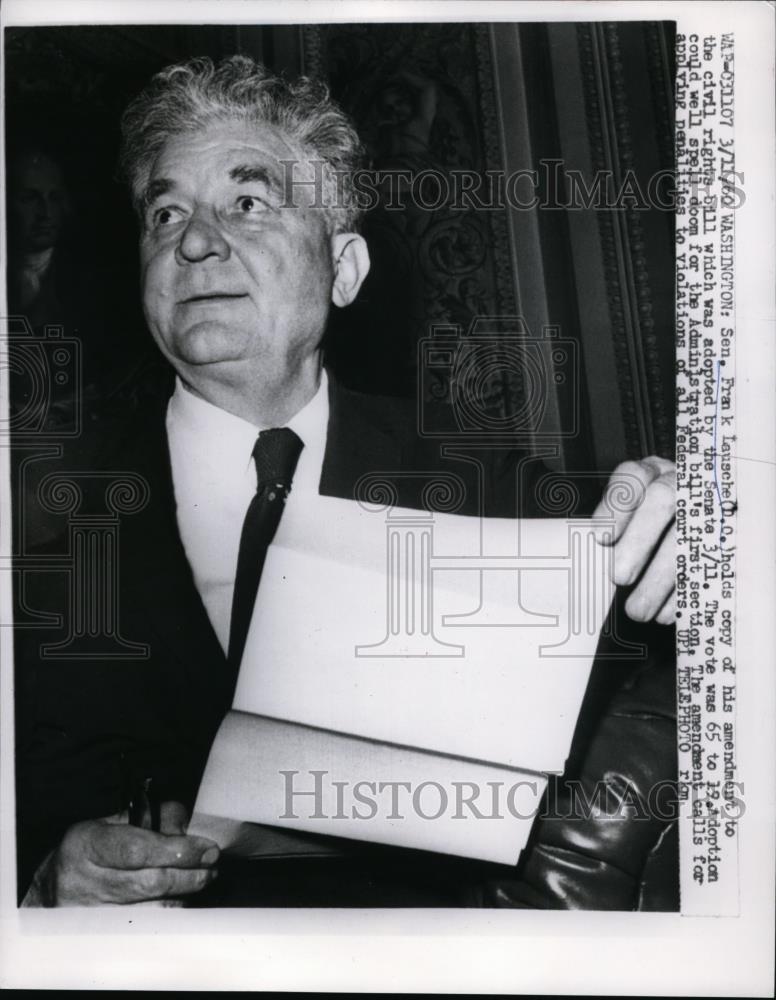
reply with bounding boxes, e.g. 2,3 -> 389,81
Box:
119,54 -> 366,233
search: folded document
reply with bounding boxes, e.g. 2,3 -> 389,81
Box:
190,495 -> 615,864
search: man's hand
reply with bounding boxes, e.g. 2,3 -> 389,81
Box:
24,801 -> 220,906
594,456 -> 676,625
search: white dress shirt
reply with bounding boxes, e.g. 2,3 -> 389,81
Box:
166,370 -> 329,654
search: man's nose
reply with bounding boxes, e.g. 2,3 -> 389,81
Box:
176,211 -> 230,264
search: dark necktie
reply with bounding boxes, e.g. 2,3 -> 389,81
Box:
227,427 -> 303,672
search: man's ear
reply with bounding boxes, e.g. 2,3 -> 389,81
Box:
330,233 -> 370,308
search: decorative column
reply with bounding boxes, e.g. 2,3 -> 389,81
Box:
355,473 -> 464,658
37,472 -> 150,660
537,519 -> 616,657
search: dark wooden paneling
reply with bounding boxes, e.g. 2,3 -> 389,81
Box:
304,21 -> 675,473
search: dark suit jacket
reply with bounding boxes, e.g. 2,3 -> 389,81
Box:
15,374 -> 677,908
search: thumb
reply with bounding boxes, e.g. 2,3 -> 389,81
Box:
159,801 -> 189,835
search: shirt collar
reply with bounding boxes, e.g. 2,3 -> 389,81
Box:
286,368 -> 329,453
167,369 -> 329,477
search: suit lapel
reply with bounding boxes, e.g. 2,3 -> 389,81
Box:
320,376 -> 404,498
113,374 -> 406,731
115,398 -> 236,717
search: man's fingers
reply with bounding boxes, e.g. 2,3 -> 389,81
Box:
93,864 -> 217,904
104,800 -> 189,834
126,899 -> 187,908
51,819 -> 221,905
608,468 -> 675,586
625,531 -> 676,622
86,824 -> 219,871
593,457 -> 674,548
594,456 -> 677,617
159,800 -> 189,836
656,591 -> 676,626
128,865 -> 217,901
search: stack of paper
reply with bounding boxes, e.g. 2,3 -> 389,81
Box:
190,494 -> 615,866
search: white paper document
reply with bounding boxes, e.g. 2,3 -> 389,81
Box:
236,494 -> 615,772
191,495 -> 614,862
190,712 -> 548,865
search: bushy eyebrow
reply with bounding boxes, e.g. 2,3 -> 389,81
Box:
229,164 -> 281,193
141,178 -> 174,211
140,164 -> 281,212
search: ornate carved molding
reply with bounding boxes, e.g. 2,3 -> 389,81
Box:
576,23 -> 674,460
299,23 -> 523,420
644,22 -> 676,175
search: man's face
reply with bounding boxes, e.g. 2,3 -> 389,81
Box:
139,120 -> 339,388
10,154 -> 67,253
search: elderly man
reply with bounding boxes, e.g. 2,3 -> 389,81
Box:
16,56 -> 677,908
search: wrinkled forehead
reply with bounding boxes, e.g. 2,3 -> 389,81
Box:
143,118 -> 322,204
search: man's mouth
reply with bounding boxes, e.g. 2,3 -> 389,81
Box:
181,292 -> 249,304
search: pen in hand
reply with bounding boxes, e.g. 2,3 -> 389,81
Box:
128,776 -> 161,832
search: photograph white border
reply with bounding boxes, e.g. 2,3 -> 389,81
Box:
0,1 -> 773,994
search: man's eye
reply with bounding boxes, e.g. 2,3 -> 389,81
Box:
235,195 -> 268,214
152,206 -> 184,227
